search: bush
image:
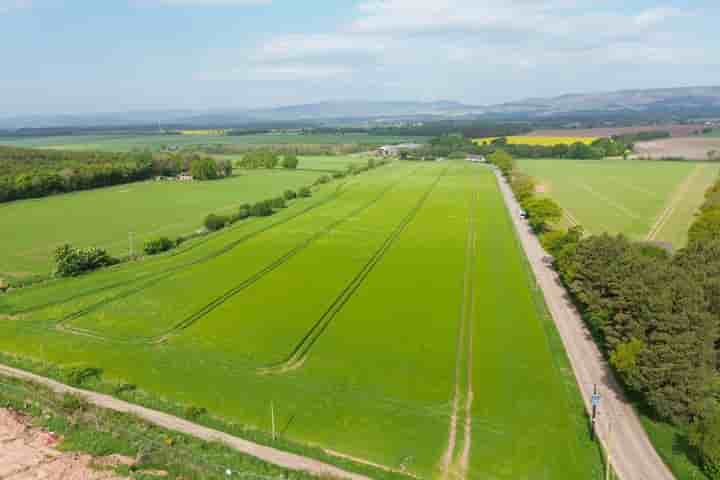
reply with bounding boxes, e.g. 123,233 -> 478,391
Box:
250,201 -> 273,217
54,244 -> 118,277
690,401 -> 720,479
315,175 -> 331,186
204,214 -> 228,232
270,197 -> 286,209
281,154 -> 299,169
144,237 -> 174,255
284,189 -> 297,200
298,186 -> 312,198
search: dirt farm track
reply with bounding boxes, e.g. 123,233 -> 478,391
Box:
634,137 -> 720,160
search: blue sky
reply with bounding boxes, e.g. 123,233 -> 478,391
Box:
1,0 -> 718,114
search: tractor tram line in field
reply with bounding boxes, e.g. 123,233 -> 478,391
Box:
441,186 -> 479,479
53,169 -> 420,344
261,168 -> 447,374
11,181 -> 352,318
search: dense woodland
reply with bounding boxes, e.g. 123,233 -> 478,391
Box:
490,150 -> 720,478
0,146 -> 232,203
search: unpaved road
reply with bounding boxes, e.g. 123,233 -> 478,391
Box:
0,365 -> 370,480
495,170 -> 675,480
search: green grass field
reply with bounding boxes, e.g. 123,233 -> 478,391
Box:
0,168 -> 323,279
212,154 -> 373,172
0,161 -> 601,478
517,158 -> 720,247
0,133 -> 426,152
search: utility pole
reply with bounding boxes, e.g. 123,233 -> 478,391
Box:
271,401 -> 276,442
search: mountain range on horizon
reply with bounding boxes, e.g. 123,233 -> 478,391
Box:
3,86 -> 720,130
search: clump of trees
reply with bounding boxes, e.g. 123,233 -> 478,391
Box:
236,150 -> 279,169
143,237 -> 175,255
282,154 -> 299,169
54,244 -> 118,277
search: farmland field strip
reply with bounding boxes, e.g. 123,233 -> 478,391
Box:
458,191 -> 478,477
54,170 -> 416,342
62,174 -> 414,343
441,183 -> 478,478
491,170 -> 585,474
8,180 -> 354,317
261,168 -> 447,373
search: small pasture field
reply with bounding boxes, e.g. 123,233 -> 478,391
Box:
0,168 -> 322,279
474,136 -> 598,146
0,133 -> 427,153
517,158 -> 720,246
0,161 -> 600,478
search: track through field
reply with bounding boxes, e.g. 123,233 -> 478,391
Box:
11,182 -> 350,317
440,185 -> 478,480
261,168 -> 447,374
54,173 -> 415,344
646,164 -> 703,241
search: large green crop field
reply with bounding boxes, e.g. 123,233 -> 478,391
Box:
0,133 -> 426,152
517,158 -> 720,247
0,168 -> 324,279
0,162 -> 600,478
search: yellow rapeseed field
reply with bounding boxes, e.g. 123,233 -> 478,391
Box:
473,136 -> 599,146
180,129 -> 228,136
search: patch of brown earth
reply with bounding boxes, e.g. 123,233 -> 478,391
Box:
528,124 -> 706,138
0,408 -> 133,479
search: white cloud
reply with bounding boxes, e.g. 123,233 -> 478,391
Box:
0,0 -> 31,14
196,0 -> 703,95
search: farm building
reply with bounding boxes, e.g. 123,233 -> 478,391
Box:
467,154 -> 487,163
177,174 -> 194,181
377,143 -> 423,157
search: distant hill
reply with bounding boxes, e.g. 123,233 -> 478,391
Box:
483,86 -> 720,117
2,87 -> 720,130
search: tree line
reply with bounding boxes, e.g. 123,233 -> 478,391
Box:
492,149 -> 720,478
0,146 -> 234,203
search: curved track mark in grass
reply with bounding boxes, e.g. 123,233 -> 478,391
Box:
440,186 -> 478,479
260,169 -> 447,375
576,183 -> 641,220
646,164 -> 703,242
55,172 -> 416,344
14,183 -> 348,317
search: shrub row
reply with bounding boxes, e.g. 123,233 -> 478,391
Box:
688,175 -> 720,244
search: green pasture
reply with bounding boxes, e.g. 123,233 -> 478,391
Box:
0,162 -> 599,478
0,133 -> 426,152
213,154 -> 373,172
517,158 -> 720,247
0,169 -> 320,279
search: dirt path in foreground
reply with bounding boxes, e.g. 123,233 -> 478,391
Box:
0,408 -> 132,480
495,170 -> 675,480
0,365 -> 371,480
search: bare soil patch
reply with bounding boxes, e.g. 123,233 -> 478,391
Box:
0,408 -> 131,479
634,138 -> 720,160
528,124 -> 706,138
